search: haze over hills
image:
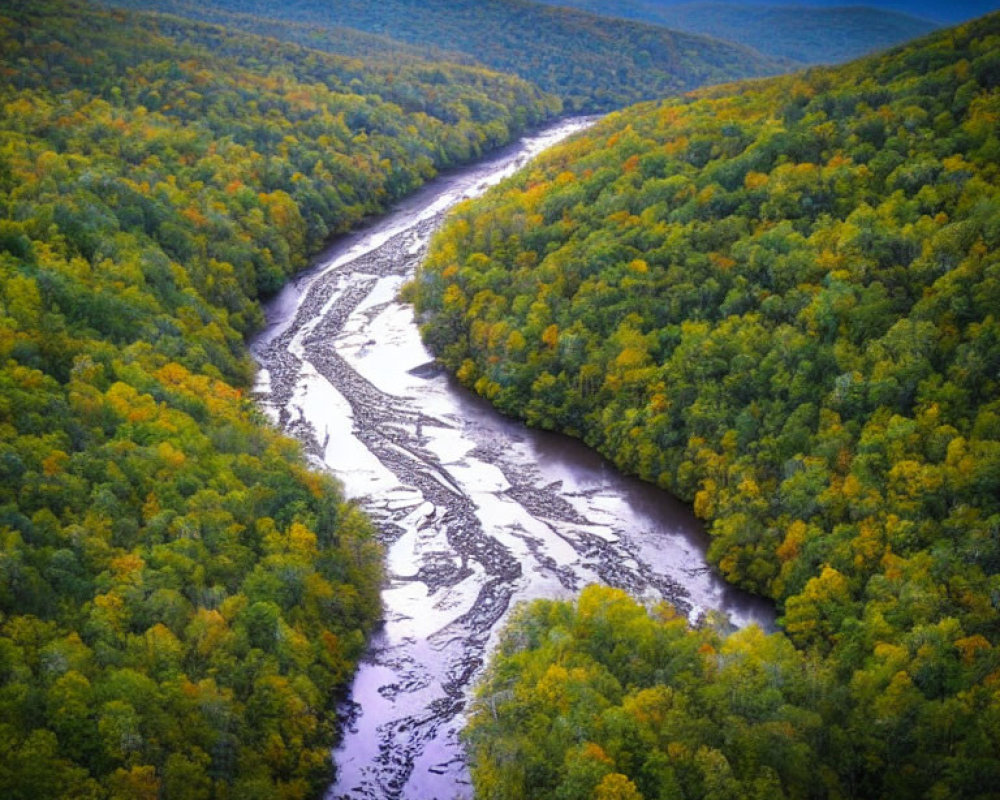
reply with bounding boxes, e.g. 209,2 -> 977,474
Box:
104,0 -> 790,111
626,0 -> 997,23
711,0 -> 999,23
535,0 -> 940,64
415,9 -> 1000,797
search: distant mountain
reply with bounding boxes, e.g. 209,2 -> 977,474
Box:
630,0 -> 996,24
534,0 -> 940,64
707,0 -> 999,24
105,0 -> 790,111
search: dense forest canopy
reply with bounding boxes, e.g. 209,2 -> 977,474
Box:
104,0 -> 788,112
103,0 -> 482,69
466,586 -> 839,800
415,12 -> 1000,798
531,0 -> 939,65
0,0 -> 558,796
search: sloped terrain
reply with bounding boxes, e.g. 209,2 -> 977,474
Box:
417,14 -> 1000,798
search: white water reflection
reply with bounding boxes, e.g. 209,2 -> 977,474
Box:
252,118 -> 773,800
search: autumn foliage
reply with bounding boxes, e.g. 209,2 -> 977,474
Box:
0,1 -> 556,796
416,13 -> 1000,798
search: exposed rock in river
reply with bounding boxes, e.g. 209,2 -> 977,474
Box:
251,119 -> 773,800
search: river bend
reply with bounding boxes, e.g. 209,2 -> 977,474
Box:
251,118 -> 774,800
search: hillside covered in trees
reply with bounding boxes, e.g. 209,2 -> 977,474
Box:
733,0 -> 997,24
102,0 -> 482,69
0,0 -> 561,796
533,0 -> 939,65
105,0 -> 788,112
414,13 -> 1000,798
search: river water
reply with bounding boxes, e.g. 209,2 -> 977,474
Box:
251,118 -> 774,800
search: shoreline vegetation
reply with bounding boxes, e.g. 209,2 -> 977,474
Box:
414,13 -> 1000,798
3,0 -> 997,797
0,2 -> 558,796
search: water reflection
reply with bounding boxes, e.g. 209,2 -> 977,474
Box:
439,372 -> 776,630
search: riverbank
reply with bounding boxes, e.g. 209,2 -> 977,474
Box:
252,118 -> 773,800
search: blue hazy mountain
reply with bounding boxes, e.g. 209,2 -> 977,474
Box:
534,0 -> 941,63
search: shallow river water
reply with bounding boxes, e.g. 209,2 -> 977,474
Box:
251,118 -> 774,800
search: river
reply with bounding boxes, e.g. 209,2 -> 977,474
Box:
250,117 -> 774,800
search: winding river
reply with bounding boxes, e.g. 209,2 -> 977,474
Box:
250,118 -> 774,800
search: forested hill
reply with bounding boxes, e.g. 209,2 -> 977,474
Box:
533,0 -> 939,64
720,0 -> 998,24
0,1 -> 557,797
415,12 -> 1000,798
602,0 -> 996,24
107,0 -> 483,69
103,0 -> 789,112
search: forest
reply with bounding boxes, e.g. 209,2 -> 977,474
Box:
105,0 -> 787,112
414,12 -> 1000,798
4,0 -> 1000,796
530,0 -> 939,65
0,1 -> 558,796
744,0 -> 997,24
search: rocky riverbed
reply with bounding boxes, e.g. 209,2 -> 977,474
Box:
251,118 -> 774,800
